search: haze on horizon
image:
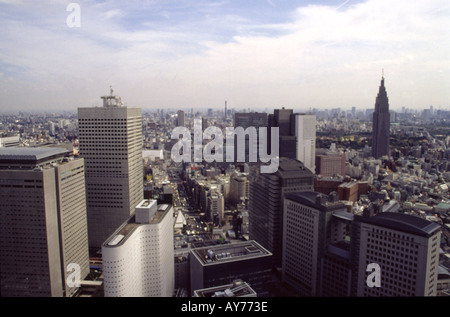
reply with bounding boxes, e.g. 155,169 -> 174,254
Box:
0,0 -> 449,113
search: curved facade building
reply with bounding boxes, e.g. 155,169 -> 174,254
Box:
102,200 -> 174,297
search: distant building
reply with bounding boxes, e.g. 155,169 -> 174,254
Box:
229,173 -> 249,205
315,148 -> 346,177
208,190 -> 224,225
102,200 -> 174,297
295,114 -> 316,173
177,110 -> 185,127
372,75 -> 390,158
233,112 -> 268,163
0,147 -> 89,297
190,240 -> 272,296
0,135 -> 20,148
78,89 -> 144,249
337,181 -> 359,202
269,108 -> 296,159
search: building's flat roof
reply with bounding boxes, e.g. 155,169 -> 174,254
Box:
191,240 -> 272,266
285,191 -> 345,212
356,212 -> 441,237
103,203 -> 172,248
0,147 -> 69,162
194,280 -> 257,297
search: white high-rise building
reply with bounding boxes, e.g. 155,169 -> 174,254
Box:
295,114 -> 316,174
102,200 -> 174,297
78,88 -> 143,249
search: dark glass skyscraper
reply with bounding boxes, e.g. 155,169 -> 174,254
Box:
248,158 -> 314,269
371,75 -> 390,158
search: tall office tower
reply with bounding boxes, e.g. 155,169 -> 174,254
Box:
248,157 -> 314,268
371,75 -> 390,158
102,200 -> 175,297
282,191 -> 348,296
78,89 -> 143,249
295,114 -> 316,173
177,110 -> 185,127
190,240 -> 273,296
0,147 -> 89,297
268,108 -> 296,159
352,211 -> 441,297
233,112 -> 268,163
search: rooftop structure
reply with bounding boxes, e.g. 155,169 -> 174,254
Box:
191,240 -> 271,266
193,279 -> 257,297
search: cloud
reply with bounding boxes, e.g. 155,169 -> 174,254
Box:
0,0 -> 449,112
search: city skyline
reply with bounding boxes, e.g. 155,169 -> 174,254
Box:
0,0 -> 449,112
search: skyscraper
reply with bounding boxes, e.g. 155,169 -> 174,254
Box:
0,147 -> 89,297
282,191 -> 347,296
233,112 -> 268,163
177,110 -> 185,127
352,211 -> 441,297
269,108 -> 296,159
248,157 -> 314,268
282,193 -> 442,297
295,114 -> 316,173
371,75 -> 390,158
78,89 -> 143,249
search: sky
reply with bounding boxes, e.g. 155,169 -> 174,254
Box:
0,0 -> 449,113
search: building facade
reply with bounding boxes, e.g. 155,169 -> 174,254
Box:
0,147 -> 89,297
295,114 -> 316,173
352,211 -> 441,296
249,157 -> 314,268
78,90 -> 143,249
372,75 -> 390,158
102,200 -> 175,297
282,191 -> 348,296
189,240 -> 272,296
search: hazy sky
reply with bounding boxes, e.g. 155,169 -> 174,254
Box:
0,0 -> 449,112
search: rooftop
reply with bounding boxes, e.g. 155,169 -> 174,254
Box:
0,147 -> 69,162
194,280 -> 257,298
356,212 -> 441,238
285,191 -> 345,212
192,240 -> 271,266
103,203 -> 173,248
